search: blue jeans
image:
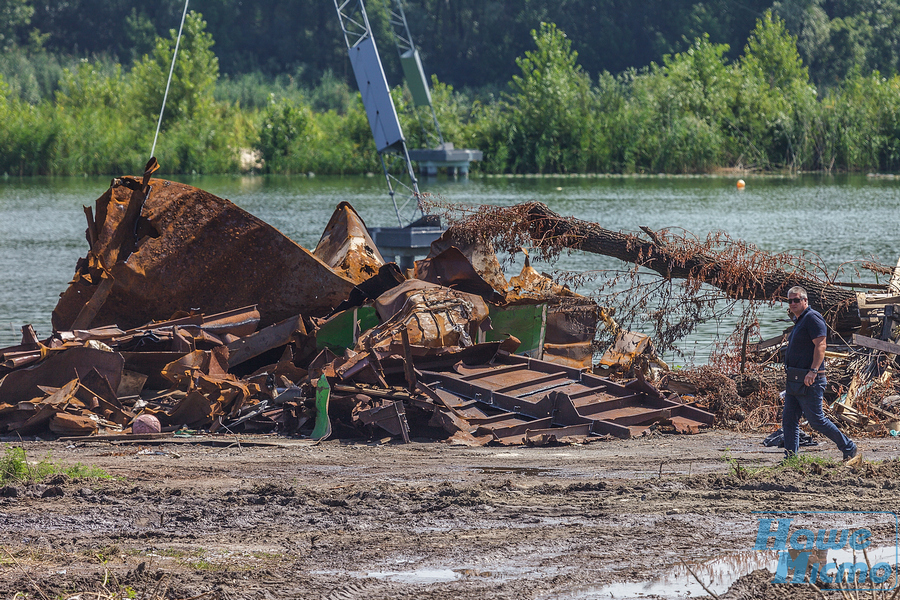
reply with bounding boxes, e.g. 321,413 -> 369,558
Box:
782,377 -> 855,456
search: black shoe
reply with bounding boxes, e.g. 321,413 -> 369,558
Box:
842,444 -> 860,464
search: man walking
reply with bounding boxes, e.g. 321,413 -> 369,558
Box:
782,286 -> 858,463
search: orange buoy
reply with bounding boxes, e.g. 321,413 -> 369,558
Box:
736,179 -> 746,189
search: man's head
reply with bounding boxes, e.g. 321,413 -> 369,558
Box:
786,285 -> 808,318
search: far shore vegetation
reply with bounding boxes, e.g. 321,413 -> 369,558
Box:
2,10 -> 900,177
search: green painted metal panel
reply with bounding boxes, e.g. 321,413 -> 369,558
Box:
316,306 -> 380,353
483,303 -> 547,357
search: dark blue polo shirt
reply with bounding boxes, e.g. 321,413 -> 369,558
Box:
785,307 -> 827,370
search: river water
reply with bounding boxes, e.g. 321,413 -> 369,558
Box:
1,173 -> 898,363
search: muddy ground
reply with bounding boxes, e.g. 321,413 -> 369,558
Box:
1,430 -> 899,600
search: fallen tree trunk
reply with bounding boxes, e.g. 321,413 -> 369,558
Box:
449,202 -> 863,332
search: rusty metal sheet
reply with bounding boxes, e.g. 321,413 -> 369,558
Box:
13,380 -> 80,434
352,398 -> 410,441
373,279 -> 439,320
53,177 -> 356,332
542,299 -> 600,369
366,341 -> 503,382
20,325 -> 39,346
200,307 -> 261,337
0,347 -> 124,404
163,390 -> 216,428
125,305 -> 261,338
161,347 -> 229,386
666,416 -> 707,434
74,379 -> 132,427
361,281 -> 489,350
419,354 -> 714,440
597,331 -> 651,369
79,367 -> 121,407
545,300 -> 600,343
415,247 -> 503,302
49,412 -> 98,436
120,351 -> 186,390
542,342 -> 594,369
314,201 -> 385,284
524,424 -> 593,446
477,417 -> 553,444
226,314 -> 305,368
329,264 -> 407,316
426,230 -> 509,295
507,254 -> 579,301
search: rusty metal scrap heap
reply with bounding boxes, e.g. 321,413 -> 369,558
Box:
0,166 -> 713,443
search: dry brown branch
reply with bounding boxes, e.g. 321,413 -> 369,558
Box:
429,201 -> 870,335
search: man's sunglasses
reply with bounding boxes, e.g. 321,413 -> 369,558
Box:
787,298 -> 805,304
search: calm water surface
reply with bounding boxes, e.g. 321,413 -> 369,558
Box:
1,173 -> 898,362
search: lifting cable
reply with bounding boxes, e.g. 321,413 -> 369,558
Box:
149,0 -> 190,160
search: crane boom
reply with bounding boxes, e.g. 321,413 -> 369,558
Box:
332,0 -> 421,226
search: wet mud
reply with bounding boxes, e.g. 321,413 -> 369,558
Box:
1,431 -> 898,599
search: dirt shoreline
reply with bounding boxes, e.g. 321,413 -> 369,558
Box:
1,430 -> 898,599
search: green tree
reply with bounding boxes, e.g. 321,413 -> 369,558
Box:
129,10 -> 219,127
733,10 -> 817,169
741,10 -> 809,90
0,0 -> 33,49
634,35 -> 735,171
504,22 -> 595,173
258,95 -> 313,173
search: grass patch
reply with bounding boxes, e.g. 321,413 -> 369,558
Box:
181,558 -> 225,571
777,453 -> 840,471
721,449 -> 845,480
158,547 -> 206,559
0,445 -> 115,485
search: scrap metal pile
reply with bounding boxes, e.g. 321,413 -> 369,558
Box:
0,162 -> 714,444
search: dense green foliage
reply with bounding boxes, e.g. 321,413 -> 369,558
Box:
8,0 -> 900,91
2,3 -> 900,175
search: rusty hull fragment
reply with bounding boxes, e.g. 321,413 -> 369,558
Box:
415,247 -> 503,303
53,177 -> 356,332
0,347 -> 124,404
361,280 -> 489,350
417,354 -> 713,442
426,229 -> 509,294
314,201 -> 385,283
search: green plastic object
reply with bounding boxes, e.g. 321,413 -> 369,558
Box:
311,375 -> 332,441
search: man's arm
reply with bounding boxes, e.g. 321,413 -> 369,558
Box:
804,335 -> 827,385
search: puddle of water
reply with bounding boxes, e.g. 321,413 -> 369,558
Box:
561,546 -> 899,599
315,561 -> 532,585
366,568 -> 462,584
471,466 -> 555,476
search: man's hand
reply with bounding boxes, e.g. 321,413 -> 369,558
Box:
804,370 -> 817,386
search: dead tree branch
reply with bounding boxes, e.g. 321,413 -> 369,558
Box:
442,201 -> 864,332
